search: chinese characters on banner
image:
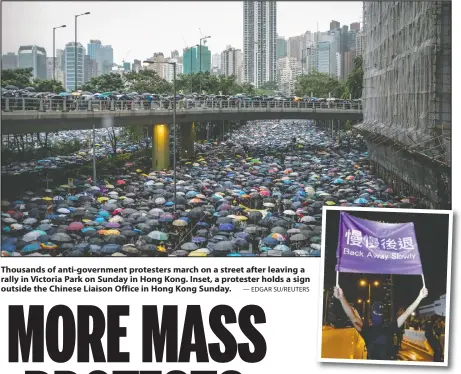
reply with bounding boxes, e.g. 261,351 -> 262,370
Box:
336,212 -> 423,275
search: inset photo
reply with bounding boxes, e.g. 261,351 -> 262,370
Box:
318,207 -> 452,366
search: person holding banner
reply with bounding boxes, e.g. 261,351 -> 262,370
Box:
333,212 -> 430,360
334,286 -> 428,360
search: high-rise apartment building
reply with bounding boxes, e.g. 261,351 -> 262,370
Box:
276,56 -> 300,95
276,35 -> 287,59
350,22 -> 360,31
18,45 -> 47,79
100,45 -> 114,75
132,59 -> 141,73
2,52 -> 18,70
46,57 -> 54,80
163,58 -> 183,82
243,0 -> 277,88
64,42 -> 85,90
197,45 -> 211,73
287,35 -> 303,60
221,46 -> 243,77
84,55 -> 97,83
182,46 -> 198,74
330,20 -> 340,30
145,52 -> 167,79
123,62 -> 131,72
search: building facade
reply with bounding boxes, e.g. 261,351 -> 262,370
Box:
243,0 -> 277,88
276,35 -> 287,59
2,52 -> 18,70
276,56 -> 300,96
132,59 -> 141,73
163,58 -> 183,82
198,45 -> 211,73
84,55 -> 97,83
64,42 -> 85,90
182,46 -> 198,74
18,45 -> 47,80
46,57 -> 54,80
419,295 -> 446,317
221,46 -> 243,77
358,1 -> 451,207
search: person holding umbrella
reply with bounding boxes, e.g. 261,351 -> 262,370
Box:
333,286 -> 428,360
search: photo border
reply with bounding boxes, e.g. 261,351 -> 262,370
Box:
317,206 -> 453,367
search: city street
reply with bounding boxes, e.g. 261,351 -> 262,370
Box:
321,327 -> 432,361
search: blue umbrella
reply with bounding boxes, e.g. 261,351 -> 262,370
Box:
354,198 -> 368,205
2,243 -> 16,252
98,211 -> 110,217
59,92 -> 71,96
227,253 -> 242,256
95,217 -> 106,223
101,244 -> 120,254
219,223 -> 235,231
263,237 -> 278,246
21,242 -> 41,254
192,236 -> 207,243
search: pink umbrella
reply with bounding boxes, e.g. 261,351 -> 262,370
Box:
67,222 -> 84,231
116,180 -> 126,185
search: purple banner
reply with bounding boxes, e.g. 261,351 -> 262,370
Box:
335,212 -> 423,275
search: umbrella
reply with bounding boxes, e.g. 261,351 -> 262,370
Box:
148,231 -> 168,241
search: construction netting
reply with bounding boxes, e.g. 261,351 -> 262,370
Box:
357,1 -> 451,207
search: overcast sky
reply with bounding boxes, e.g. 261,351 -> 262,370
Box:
2,1 -> 362,63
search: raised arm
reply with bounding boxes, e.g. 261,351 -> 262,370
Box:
397,287 -> 428,328
334,286 -> 364,332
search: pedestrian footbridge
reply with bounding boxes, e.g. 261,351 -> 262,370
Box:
1,98 -> 363,135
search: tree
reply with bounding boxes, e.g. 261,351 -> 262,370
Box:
81,73 -> 125,92
1,68 -> 33,88
294,70 -> 344,98
345,56 -> 363,99
125,70 -> 171,94
259,80 -> 278,91
107,127 -> 118,154
33,79 -> 64,93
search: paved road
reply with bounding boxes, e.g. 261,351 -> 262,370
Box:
397,341 -> 433,361
322,327 -> 433,361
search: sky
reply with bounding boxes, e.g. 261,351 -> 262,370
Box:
2,1 -> 362,64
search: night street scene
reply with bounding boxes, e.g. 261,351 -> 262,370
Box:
321,209 -> 451,363
1,1 -> 451,258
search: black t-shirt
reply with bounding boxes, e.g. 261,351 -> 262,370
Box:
360,320 -> 398,360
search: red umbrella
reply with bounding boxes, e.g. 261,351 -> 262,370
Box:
67,222 -> 84,231
116,180 -> 126,185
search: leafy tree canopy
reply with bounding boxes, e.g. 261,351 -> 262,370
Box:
345,55 -> 363,99
294,70 -> 345,98
1,68 -> 34,88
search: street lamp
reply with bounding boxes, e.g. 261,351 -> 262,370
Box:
360,279 -> 381,319
199,36 -> 211,94
143,60 -> 177,206
53,24 -> 66,81
74,12 -> 90,91
357,299 -> 365,318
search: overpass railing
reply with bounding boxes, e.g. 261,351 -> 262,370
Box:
1,97 -> 362,113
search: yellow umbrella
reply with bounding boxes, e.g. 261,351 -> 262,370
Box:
325,201 -> 336,206
106,184 -> 115,189
142,173 -> 149,177
99,229 -> 120,236
97,197 -> 109,203
188,252 -> 207,257
136,169 -> 142,173
60,184 -> 70,188
233,216 -> 248,221
42,197 -> 52,201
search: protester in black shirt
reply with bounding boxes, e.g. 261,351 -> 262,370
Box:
334,286 -> 428,360
425,315 -> 443,362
